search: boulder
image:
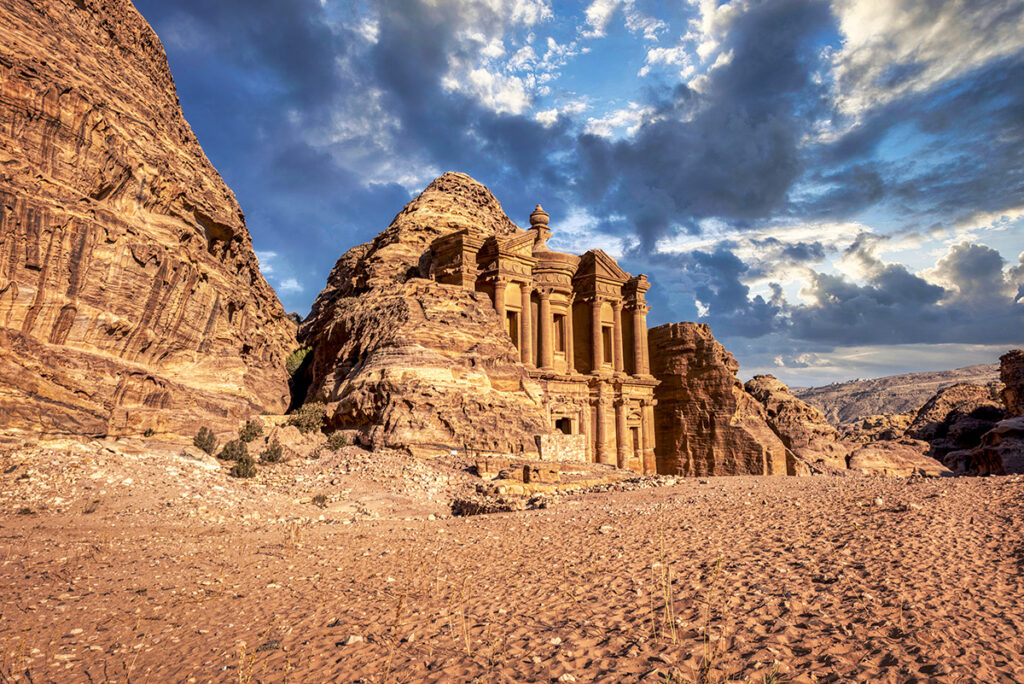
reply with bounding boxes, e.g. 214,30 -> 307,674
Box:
298,173 -> 552,456
649,323 -> 797,476
744,374 -> 849,469
0,0 -> 295,439
847,440 -> 951,478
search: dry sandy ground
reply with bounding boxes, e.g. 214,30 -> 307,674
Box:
1,440 -> 1022,683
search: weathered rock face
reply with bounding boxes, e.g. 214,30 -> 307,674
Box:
299,173 -> 551,456
649,323 -> 797,476
841,412 -> 914,444
948,416 -> 1024,475
0,0 -> 295,438
905,383 -> 1004,462
744,374 -> 849,470
1001,349 -> 1024,417
847,439 -> 951,478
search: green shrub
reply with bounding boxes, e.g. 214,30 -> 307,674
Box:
311,493 -> 328,508
143,428 -> 155,438
239,419 -> 264,443
288,401 -> 326,434
194,427 -> 217,455
325,432 -> 349,451
219,439 -> 248,462
261,439 -> 284,463
285,347 -> 311,376
230,453 -> 257,478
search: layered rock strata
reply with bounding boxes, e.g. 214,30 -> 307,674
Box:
299,173 -> 552,456
1001,349 -> 1024,416
0,0 -> 295,438
649,323 -> 797,476
744,374 -> 849,470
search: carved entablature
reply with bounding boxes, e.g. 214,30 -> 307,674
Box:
623,274 -> 650,307
429,229 -> 486,288
476,234 -> 538,284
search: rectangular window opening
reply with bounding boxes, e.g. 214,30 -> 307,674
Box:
506,311 -> 519,349
602,325 -> 613,365
554,313 -> 566,352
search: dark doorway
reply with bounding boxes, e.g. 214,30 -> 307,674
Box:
555,417 -> 572,434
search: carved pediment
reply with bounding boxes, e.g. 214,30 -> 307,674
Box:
575,249 -> 631,283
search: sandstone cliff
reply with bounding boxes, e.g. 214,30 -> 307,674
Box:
1001,349 -> 1024,416
649,323 -> 798,476
744,374 -> 849,470
0,0 -> 295,438
298,173 -> 551,456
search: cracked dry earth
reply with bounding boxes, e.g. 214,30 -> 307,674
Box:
1,442 -> 1023,683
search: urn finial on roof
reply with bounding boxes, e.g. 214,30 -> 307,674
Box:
530,204 -> 552,253
530,204 -> 549,228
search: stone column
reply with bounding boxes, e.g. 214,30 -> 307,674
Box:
632,303 -> 650,376
642,399 -> 656,474
612,300 -> 624,375
595,397 -> 611,465
590,297 -> 603,373
539,289 -> 554,370
615,397 -> 628,469
494,279 -> 507,330
520,282 -> 533,366
565,294 -> 575,373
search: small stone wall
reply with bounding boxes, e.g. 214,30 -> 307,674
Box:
537,433 -> 587,462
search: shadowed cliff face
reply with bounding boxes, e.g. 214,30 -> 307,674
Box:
299,172 -> 552,456
0,0 -> 296,437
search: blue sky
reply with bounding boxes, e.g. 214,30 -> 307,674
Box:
133,0 -> 1024,386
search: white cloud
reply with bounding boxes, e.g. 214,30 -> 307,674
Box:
534,99 -> 588,127
583,102 -> 653,138
582,0 -> 622,38
829,0 -> 1024,118
278,278 -> 304,294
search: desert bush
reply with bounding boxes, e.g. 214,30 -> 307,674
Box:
288,401 -> 326,434
239,419 -> 264,443
194,426 -> 217,455
261,439 -> 284,463
286,347 -> 311,376
312,493 -> 328,508
231,453 -> 258,478
143,428 -> 155,437
219,439 -> 248,462
325,431 -> 349,451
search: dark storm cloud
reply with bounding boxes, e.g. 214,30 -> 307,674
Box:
789,240 -> 1023,346
575,0 -> 835,247
801,54 -> 1024,226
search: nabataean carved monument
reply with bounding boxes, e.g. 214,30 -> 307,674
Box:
429,202 -> 658,471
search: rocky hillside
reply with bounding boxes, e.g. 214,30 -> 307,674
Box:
298,173 -> 552,456
0,0 -> 296,438
793,363 -> 1000,425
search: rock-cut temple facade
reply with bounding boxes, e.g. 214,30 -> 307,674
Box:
430,205 -> 659,473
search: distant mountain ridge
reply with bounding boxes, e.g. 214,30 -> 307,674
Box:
793,363 -> 1001,425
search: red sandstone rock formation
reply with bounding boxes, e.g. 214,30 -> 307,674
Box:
1000,349 -> 1024,417
744,374 -> 849,470
841,413 -> 914,443
299,173 -> 552,456
0,0 -> 295,438
847,439 -> 951,478
648,323 -> 799,476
